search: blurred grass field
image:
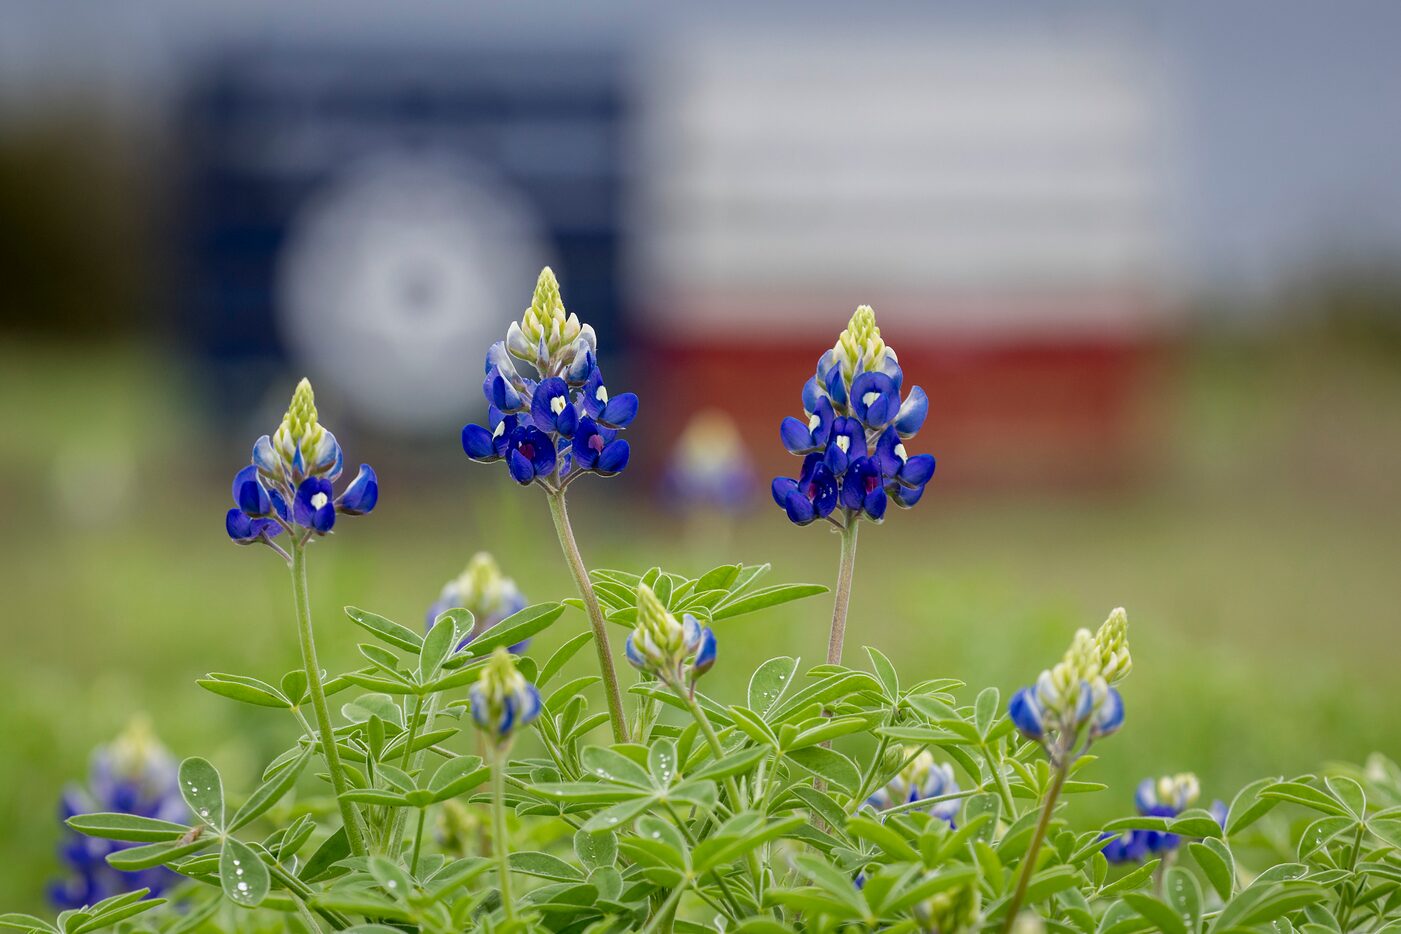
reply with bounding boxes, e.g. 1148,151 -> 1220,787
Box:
1,334 -> 1399,911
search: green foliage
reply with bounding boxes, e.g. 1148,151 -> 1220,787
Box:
24,552 -> 1401,932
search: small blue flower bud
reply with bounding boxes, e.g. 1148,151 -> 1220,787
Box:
469,648 -> 542,743
336,465 -> 379,516
1008,688 -> 1045,741
427,552 -> 528,651
893,385 -> 929,437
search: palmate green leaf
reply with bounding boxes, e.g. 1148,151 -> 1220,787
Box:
712,584 -> 828,621
0,913 -> 56,933
196,673 -> 290,709
419,610 -> 461,678
510,851 -> 586,882
343,606 -> 423,653
864,646 -> 899,699
537,631 -> 595,689
580,745 -> 654,788
1226,775 -> 1282,834
749,656 -> 800,716
1097,859 -> 1161,898
1260,780 -> 1351,817
66,812 -> 190,843
178,758 -> 224,830
1324,775 -> 1367,818
846,814 -> 921,862
107,837 -> 212,871
785,746 -> 861,797
1215,881 -> 1328,929
1188,838 -> 1234,900
428,756 -> 489,802
219,837 -> 269,908
68,897 -> 167,934
1121,892 -> 1187,934
228,743 -> 313,832
1164,866 -> 1202,933
446,603 -> 567,665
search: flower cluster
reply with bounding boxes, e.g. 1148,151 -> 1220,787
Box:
51,721 -> 187,909
865,748 -> 961,824
773,306 -> 934,526
1101,773 -> 1228,863
225,379 -> 378,547
1008,608 -> 1131,762
661,409 -> 754,514
624,583 -> 716,692
469,648 -> 543,744
426,552 -> 528,653
462,268 -> 637,486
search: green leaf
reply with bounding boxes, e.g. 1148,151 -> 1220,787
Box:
510,851 -> 585,882
748,656 -> 800,716
537,631 -> 595,689
220,837 -> 269,908
1164,866 -> 1201,933
344,606 -> 423,653
1324,775 -> 1366,818
713,584 -> 827,620
107,838 -> 211,871
179,758 -> 224,830
69,898 -> 166,934
690,746 -> 769,783
697,564 -> 741,592
1260,780 -> 1350,817
974,686 -> 1000,738
580,745 -> 654,788
300,826 -> 349,883
229,744 -> 313,831
785,747 -> 860,796
341,693 -> 405,727
196,673 -> 290,709
419,611 -> 458,678
0,914 -> 57,933
1122,892 -> 1187,934
66,812 -> 189,843
574,828 -> 618,871
864,646 -> 899,698
1188,839 -> 1234,900
1226,776 -> 1281,834
280,670 -> 308,705
1098,859 -> 1161,898
428,756 -> 490,802
452,603 -> 566,661
648,739 -> 679,787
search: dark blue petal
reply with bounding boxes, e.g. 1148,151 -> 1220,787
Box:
893,482 -> 926,509
234,466 -> 272,517
1008,688 -> 1045,740
900,453 -> 936,487
226,508 -> 255,542
596,439 -> 630,475
782,489 -> 816,525
572,417 -> 602,469
801,376 -> 821,415
771,477 -> 799,507
598,393 -> 639,429
894,385 -> 929,437
781,416 -> 816,454
581,370 -> 608,419
863,487 -> 887,521
507,449 -> 535,484
625,635 -> 646,670
462,423 -> 498,460
531,378 -> 571,433
336,464 -> 378,515
293,477 -> 335,529
692,627 -> 717,677
556,404 -> 579,438
251,435 -> 280,477
311,503 -> 336,534
824,365 -> 848,407
823,440 -> 849,477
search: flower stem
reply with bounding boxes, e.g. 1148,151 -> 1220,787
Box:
1000,760 -> 1069,933
491,751 -> 516,923
545,490 -> 629,743
289,541 -> 367,857
826,520 -> 861,666
410,807 -> 427,876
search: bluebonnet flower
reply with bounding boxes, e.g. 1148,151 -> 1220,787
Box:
469,648 -> 543,744
1101,772 -> 1227,864
1008,609 -> 1131,765
774,306 -> 934,527
225,379 -> 377,552
51,721 -> 187,909
463,268 -> 636,488
624,584 -> 716,694
865,748 -> 961,825
660,409 -> 755,514
426,552 -> 529,653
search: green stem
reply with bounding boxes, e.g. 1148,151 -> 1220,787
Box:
410,807 -> 428,876
826,520 -> 860,666
982,740 -> 1018,817
290,541 -> 367,857
546,490 -> 629,744
641,883 -> 686,934
492,752 -> 516,922
1336,819 -> 1366,929
1000,760 -> 1069,933
386,693 -> 439,857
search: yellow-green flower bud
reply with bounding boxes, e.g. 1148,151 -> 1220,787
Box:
270,378 -> 341,479
1094,607 -> 1132,683
508,267 -> 595,373
915,881 -> 981,933
833,305 -> 890,383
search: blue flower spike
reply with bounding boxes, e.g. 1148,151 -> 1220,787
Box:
773,306 -> 934,530
1007,608 -> 1132,766
1102,773 -> 1214,864
426,552 -> 528,653
224,379 -> 377,557
50,720 -> 187,910
462,268 -> 636,490
624,584 -> 716,695
469,647 -> 543,746
865,748 -> 961,825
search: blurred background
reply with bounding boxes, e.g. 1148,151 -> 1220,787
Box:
3,0 -> 1400,911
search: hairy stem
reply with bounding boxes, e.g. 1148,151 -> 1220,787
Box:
546,490 -> 629,743
826,520 -> 861,666
290,542 -> 367,857
492,751 -> 516,922
1001,760 -> 1069,933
